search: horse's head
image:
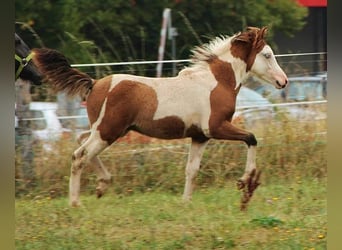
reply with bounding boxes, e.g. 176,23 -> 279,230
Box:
232,27 -> 288,89
15,33 -> 42,85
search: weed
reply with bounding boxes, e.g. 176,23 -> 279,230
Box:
250,216 -> 284,228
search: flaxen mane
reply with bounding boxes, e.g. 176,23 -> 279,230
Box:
190,27 -> 267,70
190,35 -> 231,64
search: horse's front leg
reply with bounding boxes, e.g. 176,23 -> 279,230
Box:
211,121 -> 261,210
237,144 -> 258,188
183,139 -> 209,201
237,145 -> 261,211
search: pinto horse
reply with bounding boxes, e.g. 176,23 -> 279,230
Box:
32,27 -> 288,210
15,33 -> 41,84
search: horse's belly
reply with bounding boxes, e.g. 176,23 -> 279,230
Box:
133,115 -> 186,140
134,112 -> 210,141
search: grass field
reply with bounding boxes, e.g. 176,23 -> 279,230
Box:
15,106 -> 327,249
15,177 -> 326,250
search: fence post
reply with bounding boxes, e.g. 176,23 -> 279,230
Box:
156,8 -> 171,77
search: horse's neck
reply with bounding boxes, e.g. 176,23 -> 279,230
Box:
217,53 -> 248,89
178,67 -> 214,84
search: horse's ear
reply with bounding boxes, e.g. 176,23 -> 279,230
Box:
232,26 -> 268,47
233,26 -> 263,44
232,31 -> 254,44
259,27 -> 268,40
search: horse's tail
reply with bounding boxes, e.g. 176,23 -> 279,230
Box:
32,48 -> 94,98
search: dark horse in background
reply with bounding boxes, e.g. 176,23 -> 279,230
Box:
15,33 -> 42,84
15,33 -> 42,190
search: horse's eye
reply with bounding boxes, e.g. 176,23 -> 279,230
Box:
264,53 -> 271,59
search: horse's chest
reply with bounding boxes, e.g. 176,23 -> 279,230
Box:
208,85 -> 237,125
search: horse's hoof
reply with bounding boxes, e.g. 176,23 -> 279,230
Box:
240,202 -> 248,211
236,179 -> 245,190
238,170 -> 262,211
70,200 -> 81,207
248,169 -> 261,193
182,194 -> 192,203
96,188 -> 103,198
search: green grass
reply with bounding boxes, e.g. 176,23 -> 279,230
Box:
15,109 -> 327,249
16,177 -> 326,250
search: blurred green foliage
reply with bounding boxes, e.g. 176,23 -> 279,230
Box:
15,0 -> 308,74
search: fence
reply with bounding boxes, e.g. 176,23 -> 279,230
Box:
15,52 -> 327,197
68,52 -> 326,77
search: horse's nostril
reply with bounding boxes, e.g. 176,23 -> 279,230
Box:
276,79 -> 288,88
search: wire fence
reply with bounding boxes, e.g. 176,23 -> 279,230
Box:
70,52 -> 326,67
62,51 -> 327,79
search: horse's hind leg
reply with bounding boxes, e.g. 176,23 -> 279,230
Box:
92,156 -> 111,198
70,132 -> 109,207
76,131 -> 112,199
182,140 -> 209,201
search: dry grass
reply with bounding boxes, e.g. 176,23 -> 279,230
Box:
15,107 -> 327,249
15,107 -> 327,198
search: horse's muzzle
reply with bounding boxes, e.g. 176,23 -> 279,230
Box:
276,79 -> 288,89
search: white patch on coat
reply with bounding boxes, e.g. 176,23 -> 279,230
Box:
220,54 -> 249,90
152,70 -> 217,135
87,97 -> 111,150
109,70 -> 218,137
250,45 -> 287,88
91,98 -> 108,130
245,145 -> 257,172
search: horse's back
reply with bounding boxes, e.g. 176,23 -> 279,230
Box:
87,72 -> 217,141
